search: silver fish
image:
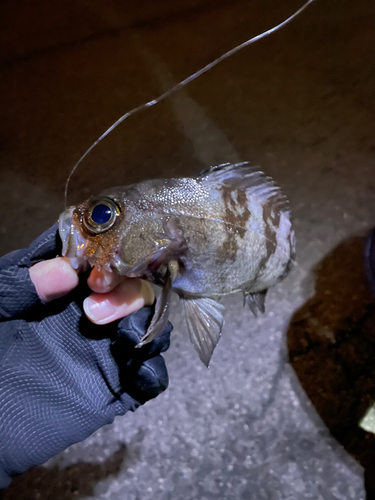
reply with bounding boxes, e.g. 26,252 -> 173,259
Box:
59,162 -> 295,366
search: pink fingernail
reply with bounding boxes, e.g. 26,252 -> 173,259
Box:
84,297 -> 116,323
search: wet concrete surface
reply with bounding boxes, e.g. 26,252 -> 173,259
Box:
1,0 -> 375,498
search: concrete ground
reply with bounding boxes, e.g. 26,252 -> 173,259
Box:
1,0 -> 375,498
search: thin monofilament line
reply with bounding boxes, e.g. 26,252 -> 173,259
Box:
64,0 -> 316,206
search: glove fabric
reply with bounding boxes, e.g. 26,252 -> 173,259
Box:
0,225 -> 171,488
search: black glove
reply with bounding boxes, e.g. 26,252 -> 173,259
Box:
0,225 -> 171,488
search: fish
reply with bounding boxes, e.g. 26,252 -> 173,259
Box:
59,162 -> 295,366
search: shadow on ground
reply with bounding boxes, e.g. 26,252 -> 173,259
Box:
2,445 -> 127,500
287,235 -> 375,499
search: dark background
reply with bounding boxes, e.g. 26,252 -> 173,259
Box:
1,0 -> 375,498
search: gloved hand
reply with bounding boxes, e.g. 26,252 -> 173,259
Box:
0,225 -> 171,488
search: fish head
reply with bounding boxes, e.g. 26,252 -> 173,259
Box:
58,193 -> 136,274
59,186 -> 186,279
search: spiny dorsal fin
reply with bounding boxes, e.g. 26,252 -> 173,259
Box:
197,162 -> 290,217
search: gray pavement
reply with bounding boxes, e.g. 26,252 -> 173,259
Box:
1,0 -> 375,498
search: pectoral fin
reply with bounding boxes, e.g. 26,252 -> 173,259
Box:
180,297 -> 225,367
137,261 -> 178,347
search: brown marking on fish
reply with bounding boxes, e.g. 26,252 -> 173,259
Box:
223,207 -> 247,237
216,186 -> 252,264
262,200 -> 279,260
221,186 -> 251,237
264,196 -> 282,228
221,185 -> 237,210
216,233 -> 239,264
217,185 -> 251,264
259,197 -> 293,284
251,202 -> 291,288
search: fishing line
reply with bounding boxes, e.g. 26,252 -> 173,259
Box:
64,0 -> 317,206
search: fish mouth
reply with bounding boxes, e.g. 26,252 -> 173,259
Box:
58,207 -> 89,271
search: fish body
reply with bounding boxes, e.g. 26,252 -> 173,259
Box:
59,162 -> 295,365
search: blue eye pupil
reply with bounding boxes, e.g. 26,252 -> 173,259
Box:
91,204 -> 112,225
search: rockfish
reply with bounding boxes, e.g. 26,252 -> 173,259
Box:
59,162 -> 295,366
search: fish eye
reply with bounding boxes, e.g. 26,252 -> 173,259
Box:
83,197 -> 120,234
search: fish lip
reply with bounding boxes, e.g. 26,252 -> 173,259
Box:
58,207 -> 90,272
58,207 -> 75,257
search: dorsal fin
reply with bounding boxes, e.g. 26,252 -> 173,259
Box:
197,162 -> 290,216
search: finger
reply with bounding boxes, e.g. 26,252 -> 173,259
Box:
87,266 -> 123,294
128,355 -> 169,402
29,257 -> 79,302
83,278 -> 154,325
